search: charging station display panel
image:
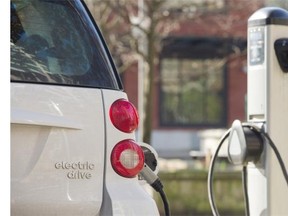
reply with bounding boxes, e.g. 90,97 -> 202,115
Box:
247,26 -> 266,121
249,27 -> 265,66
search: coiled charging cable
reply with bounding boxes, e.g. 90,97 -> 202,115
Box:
208,126 -> 288,216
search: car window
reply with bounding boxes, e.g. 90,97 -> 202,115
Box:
11,0 -> 121,89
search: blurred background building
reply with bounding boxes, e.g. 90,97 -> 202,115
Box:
84,0 -> 288,215
117,0 -> 261,160
85,0 -> 287,161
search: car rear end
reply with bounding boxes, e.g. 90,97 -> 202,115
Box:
10,0 -> 159,215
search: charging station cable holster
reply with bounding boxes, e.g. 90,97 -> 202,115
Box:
228,120 -> 264,165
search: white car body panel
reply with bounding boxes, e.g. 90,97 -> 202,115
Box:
11,83 -> 159,215
11,83 -> 105,215
101,90 -> 160,216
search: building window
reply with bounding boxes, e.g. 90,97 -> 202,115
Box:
158,36 -> 240,127
160,57 -> 226,127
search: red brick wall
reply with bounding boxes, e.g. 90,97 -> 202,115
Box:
122,63 -> 138,109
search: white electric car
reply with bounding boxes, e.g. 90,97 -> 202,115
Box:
10,0 -> 159,215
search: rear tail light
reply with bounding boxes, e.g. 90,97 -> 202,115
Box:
109,99 -> 139,133
111,139 -> 144,178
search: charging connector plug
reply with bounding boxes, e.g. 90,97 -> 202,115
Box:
140,164 -> 163,191
140,163 -> 170,216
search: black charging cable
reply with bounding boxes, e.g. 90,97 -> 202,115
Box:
207,129 -> 252,216
140,164 -> 170,216
208,125 -> 288,216
207,129 -> 231,216
244,123 -> 288,185
242,165 -> 250,216
262,132 -> 288,185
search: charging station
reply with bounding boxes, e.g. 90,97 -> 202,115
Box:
207,6 -> 288,216
247,7 -> 288,215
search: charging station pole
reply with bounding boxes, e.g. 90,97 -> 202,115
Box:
247,7 -> 288,215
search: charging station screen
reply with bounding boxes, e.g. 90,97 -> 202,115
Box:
249,27 -> 265,65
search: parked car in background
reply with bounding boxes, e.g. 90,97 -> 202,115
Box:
10,0 -> 159,215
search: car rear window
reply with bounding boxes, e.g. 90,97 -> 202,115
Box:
11,0 -> 121,89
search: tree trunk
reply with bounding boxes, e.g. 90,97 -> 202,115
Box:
143,26 -> 156,144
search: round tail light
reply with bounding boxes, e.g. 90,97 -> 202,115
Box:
111,139 -> 144,178
109,99 -> 139,133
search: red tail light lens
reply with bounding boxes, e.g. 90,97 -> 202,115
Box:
109,99 -> 139,133
111,139 -> 144,178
